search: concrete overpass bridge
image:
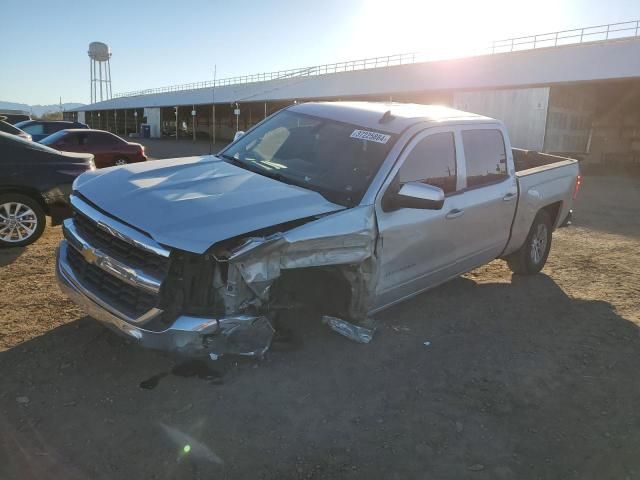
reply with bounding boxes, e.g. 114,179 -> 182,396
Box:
69,20 -> 640,166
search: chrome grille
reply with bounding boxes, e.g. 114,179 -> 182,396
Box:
62,195 -> 170,324
66,246 -> 157,318
73,210 -> 169,277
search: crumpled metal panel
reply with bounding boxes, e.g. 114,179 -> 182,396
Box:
322,315 -> 375,344
205,315 -> 275,359
230,206 -> 376,281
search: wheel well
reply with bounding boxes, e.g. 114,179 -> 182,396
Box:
0,187 -> 48,214
270,267 -> 352,317
541,201 -> 562,228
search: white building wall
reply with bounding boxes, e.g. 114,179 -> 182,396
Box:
74,37 -> 640,112
544,85 -> 597,153
77,111 -> 86,124
143,107 -> 161,138
453,88 -> 550,151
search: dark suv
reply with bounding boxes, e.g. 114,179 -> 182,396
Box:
0,131 -> 95,247
14,120 -> 89,142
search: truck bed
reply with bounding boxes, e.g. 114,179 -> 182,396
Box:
502,149 -> 580,258
512,148 -> 575,173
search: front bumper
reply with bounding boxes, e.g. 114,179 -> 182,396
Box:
56,241 -> 273,357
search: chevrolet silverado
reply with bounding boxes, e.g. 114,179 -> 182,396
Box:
56,102 -> 580,357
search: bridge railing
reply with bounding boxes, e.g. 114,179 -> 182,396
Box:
491,19 -> 640,52
113,19 -> 640,99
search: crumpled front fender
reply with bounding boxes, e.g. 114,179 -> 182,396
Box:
229,206 -> 376,288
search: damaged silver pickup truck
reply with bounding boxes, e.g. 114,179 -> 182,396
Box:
56,102 -> 580,357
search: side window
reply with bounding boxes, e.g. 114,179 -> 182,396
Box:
462,129 -> 508,188
59,133 -> 77,145
22,124 -> 44,135
89,133 -> 119,145
44,123 -> 65,134
398,132 -> 457,194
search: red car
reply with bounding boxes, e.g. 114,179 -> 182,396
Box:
40,129 -> 147,168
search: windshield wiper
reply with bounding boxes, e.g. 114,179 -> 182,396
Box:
219,153 -> 247,169
220,153 -> 299,186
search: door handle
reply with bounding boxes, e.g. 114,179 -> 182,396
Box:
446,208 -> 464,219
503,192 -> 517,202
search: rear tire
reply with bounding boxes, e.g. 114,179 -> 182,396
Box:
506,210 -> 553,275
0,193 -> 46,248
114,157 -> 128,166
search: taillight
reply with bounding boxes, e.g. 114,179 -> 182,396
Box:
573,174 -> 581,200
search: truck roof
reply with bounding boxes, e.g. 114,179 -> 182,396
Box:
288,101 -> 496,134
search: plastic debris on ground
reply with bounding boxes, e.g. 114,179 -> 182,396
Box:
322,315 -> 375,344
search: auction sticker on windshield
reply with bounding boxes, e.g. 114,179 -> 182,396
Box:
350,129 -> 391,144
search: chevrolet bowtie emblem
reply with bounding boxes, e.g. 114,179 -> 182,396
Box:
81,246 -> 99,264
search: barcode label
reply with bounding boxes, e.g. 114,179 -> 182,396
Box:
350,129 -> 391,144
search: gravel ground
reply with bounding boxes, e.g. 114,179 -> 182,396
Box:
0,175 -> 639,480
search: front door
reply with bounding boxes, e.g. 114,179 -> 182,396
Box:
374,128 -> 463,311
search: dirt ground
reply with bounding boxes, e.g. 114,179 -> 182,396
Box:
0,175 -> 639,480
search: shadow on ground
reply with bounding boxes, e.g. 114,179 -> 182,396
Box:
573,175 -> 640,238
0,247 -> 25,267
1,274 -> 639,479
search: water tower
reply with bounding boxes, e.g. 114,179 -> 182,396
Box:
88,42 -> 112,103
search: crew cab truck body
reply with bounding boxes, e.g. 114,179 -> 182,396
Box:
56,102 -> 580,357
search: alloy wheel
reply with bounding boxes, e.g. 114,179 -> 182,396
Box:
0,202 -> 39,243
530,223 -> 548,264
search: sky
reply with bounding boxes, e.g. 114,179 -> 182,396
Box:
1,0 -> 639,105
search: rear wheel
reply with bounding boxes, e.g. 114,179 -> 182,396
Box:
0,194 -> 46,248
114,157 -> 128,166
506,210 -> 553,275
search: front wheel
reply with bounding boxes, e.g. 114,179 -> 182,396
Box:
0,194 -> 46,248
506,210 -> 553,275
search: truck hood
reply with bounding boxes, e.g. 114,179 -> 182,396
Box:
74,155 -> 345,254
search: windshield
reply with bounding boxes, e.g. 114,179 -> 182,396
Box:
40,130 -> 68,145
220,110 -> 397,206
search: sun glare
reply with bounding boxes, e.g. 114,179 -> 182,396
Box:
348,0 -> 516,60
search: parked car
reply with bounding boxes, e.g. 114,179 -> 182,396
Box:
56,102 -> 580,358
0,110 -> 31,125
40,129 -> 147,168
0,131 -> 95,247
0,117 -> 32,141
13,120 -> 88,142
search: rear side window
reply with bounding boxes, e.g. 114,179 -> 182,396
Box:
87,132 -> 120,145
462,129 -> 508,188
44,123 -> 68,134
61,133 -> 81,146
399,132 -> 457,194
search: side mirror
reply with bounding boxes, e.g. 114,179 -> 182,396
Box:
392,182 -> 445,210
233,131 -> 245,142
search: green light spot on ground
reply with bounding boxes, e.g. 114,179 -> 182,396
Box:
183,445 -> 191,453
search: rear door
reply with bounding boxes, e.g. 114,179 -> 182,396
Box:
374,127 -> 463,310
84,132 -> 112,167
449,126 -> 518,273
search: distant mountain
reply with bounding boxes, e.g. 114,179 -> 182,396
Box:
0,101 -> 85,117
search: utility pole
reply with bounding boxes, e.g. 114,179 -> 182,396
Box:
210,65 -> 217,154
